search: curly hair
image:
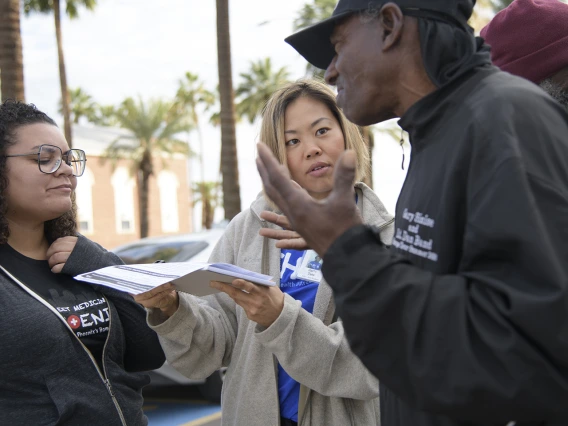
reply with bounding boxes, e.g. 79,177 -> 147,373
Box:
0,100 -> 77,244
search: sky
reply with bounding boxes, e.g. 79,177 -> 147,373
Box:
20,0 -> 408,229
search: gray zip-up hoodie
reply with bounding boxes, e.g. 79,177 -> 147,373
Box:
148,183 -> 394,426
0,236 -> 165,426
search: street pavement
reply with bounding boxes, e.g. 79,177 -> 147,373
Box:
143,384 -> 221,426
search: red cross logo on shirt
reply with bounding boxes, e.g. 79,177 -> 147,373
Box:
67,315 -> 81,329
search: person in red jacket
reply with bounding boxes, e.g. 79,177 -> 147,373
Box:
481,0 -> 568,111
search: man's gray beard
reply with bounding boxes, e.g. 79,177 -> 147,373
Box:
539,78 -> 568,112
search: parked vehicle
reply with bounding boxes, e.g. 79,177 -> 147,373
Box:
112,227 -> 226,265
112,227 -> 227,402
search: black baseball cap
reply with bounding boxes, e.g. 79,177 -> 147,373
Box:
285,0 -> 475,70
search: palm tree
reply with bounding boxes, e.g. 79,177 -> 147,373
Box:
61,87 -> 96,124
192,181 -> 222,230
293,0 -> 336,79
216,0 -> 241,221
24,0 -> 97,148
236,58 -> 290,124
175,72 -> 215,183
209,85 -> 243,128
90,104 -> 120,127
104,97 -> 192,238
0,0 -> 25,101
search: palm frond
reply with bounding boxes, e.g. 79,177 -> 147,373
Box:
235,58 -> 291,124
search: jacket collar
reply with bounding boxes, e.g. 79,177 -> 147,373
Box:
398,65 -> 499,151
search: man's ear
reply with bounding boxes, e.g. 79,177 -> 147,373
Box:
379,3 -> 405,51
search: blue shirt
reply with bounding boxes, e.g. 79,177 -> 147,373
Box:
278,249 -> 319,422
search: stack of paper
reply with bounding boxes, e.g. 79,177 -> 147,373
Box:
74,262 -> 275,297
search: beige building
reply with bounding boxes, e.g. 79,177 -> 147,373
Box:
73,124 -> 193,250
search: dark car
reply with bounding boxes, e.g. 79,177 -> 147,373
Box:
112,228 -> 226,402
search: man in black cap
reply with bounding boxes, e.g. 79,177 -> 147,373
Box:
256,0 -> 568,425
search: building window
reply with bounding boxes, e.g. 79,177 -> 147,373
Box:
75,167 -> 95,234
111,167 -> 136,234
158,170 -> 180,233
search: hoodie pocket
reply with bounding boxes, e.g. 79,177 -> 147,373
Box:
44,371 -> 118,426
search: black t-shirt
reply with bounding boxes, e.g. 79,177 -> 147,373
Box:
0,243 -> 109,370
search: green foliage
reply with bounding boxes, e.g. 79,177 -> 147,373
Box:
293,0 -> 336,31
235,58 -> 290,124
175,72 -> 216,182
90,104 -> 120,127
207,85 -> 226,127
209,110 -> 221,127
23,0 -> 97,18
60,87 -> 96,123
175,72 -> 216,128
293,0 -> 336,77
103,97 -> 193,174
99,95 -> 194,238
192,181 -> 222,210
192,181 -> 222,229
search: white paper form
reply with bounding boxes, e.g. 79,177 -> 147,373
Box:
75,262 -> 275,296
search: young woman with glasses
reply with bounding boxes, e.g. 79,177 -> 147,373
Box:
0,100 -> 165,425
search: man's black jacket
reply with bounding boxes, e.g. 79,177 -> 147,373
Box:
323,66 -> 568,426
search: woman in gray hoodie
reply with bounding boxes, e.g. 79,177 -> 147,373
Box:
136,80 -> 394,426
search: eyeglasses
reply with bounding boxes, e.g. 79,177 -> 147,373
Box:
4,144 -> 87,177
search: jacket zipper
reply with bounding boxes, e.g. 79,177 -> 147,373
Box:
396,138 -> 415,213
258,210 -> 369,425
100,295 -> 128,426
260,218 -> 312,426
0,266 -> 128,426
261,237 -> 283,425
345,398 -> 356,426
379,217 -> 395,231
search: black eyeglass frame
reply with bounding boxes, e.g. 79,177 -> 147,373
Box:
4,144 -> 87,177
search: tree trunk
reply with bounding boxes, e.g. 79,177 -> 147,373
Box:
205,201 -> 214,229
361,126 -> 374,188
216,0 -> 241,221
53,0 -> 72,147
202,194 -> 214,230
194,111 -> 206,183
0,0 -> 25,101
201,196 -> 207,230
138,150 -> 153,238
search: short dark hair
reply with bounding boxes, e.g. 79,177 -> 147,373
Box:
0,100 -> 77,243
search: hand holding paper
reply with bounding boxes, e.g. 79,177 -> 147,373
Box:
211,279 -> 285,327
133,283 -> 179,318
